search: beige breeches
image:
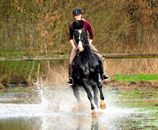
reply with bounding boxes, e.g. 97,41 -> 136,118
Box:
69,43 -> 101,64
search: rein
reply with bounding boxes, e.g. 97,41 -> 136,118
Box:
77,44 -> 105,58
83,44 -> 89,47
73,28 -> 105,58
91,49 -> 106,58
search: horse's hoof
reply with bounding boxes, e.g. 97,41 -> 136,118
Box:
92,109 -> 97,117
100,99 -> 106,109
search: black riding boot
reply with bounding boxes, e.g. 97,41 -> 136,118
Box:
67,64 -> 73,85
100,61 -> 109,81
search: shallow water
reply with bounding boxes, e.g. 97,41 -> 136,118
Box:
0,85 -> 157,130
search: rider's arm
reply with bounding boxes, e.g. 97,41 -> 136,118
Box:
87,21 -> 94,41
85,21 -> 93,45
69,24 -> 73,40
89,39 -> 93,45
70,39 -> 77,50
69,24 -> 78,51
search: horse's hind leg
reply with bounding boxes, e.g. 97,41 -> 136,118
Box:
96,73 -> 106,109
91,85 -> 99,109
82,79 -> 97,116
71,84 -> 81,103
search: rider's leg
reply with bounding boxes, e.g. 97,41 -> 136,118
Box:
99,60 -> 109,80
67,48 -> 77,85
89,43 -> 109,80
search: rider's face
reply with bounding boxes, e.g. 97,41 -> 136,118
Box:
74,14 -> 82,21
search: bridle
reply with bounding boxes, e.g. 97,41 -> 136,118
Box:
74,29 -> 105,58
74,29 -> 105,57
74,28 -> 90,48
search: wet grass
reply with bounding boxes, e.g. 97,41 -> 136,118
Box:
109,88 -> 158,107
105,88 -> 158,129
115,74 -> 158,82
117,88 -> 158,100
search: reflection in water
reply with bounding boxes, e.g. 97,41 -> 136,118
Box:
0,84 -> 157,130
0,113 -> 128,130
0,117 -> 42,130
0,116 -> 101,130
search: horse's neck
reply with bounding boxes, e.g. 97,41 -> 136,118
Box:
80,46 -> 92,61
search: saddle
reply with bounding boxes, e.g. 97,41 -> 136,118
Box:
72,52 -> 101,66
72,52 -> 101,75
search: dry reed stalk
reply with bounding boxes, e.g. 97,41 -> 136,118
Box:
39,55 -> 158,85
106,58 -> 158,77
43,65 -> 67,85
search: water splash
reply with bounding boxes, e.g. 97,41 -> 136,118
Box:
1,83 -> 156,130
37,83 -> 91,115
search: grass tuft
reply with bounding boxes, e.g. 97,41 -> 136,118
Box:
115,74 -> 158,82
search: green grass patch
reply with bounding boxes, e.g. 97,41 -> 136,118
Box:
115,74 -> 158,82
105,88 -> 158,101
2,61 -> 38,73
116,102 -> 158,110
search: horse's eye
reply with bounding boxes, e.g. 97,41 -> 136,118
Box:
73,32 -> 79,39
73,32 -> 77,35
75,35 -> 78,40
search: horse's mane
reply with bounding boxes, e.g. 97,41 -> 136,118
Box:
72,20 -> 84,31
72,20 -> 94,63
79,34 -> 94,64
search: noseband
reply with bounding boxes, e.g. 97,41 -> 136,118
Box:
78,39 -> 89,47
78,38 -> 85,42
74,29 -> 90,47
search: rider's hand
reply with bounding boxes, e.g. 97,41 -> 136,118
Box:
75,47 -> 78,51
73,46 -> 78,51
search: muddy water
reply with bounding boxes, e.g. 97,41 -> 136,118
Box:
0,85 -> 157,130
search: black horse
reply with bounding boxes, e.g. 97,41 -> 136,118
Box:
71,21 -> 106,116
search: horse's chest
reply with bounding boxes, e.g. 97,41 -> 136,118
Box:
81,62 -> 89,73
81,62 -> 95,74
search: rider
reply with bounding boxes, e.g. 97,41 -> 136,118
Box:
67,7 -> 109,85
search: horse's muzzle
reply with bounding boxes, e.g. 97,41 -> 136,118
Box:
78,41 -> 84,52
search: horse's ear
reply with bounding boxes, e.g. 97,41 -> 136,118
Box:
80,20 -> 84,27
73,21 -> 77,28
72,21 -> 83,29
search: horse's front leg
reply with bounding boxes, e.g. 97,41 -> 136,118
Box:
91,85 -> 99,109
96,73 -> 106,109
82,79 -> 97,116
71,84 -> 81,103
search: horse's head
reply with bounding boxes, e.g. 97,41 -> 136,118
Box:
73,21 -> 88,52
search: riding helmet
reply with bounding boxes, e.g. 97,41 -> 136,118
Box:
73,8 -> 83,16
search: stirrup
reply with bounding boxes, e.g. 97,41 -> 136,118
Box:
101,74 -> 110,81
67,77 -> 73,85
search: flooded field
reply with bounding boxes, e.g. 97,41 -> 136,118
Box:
0,84 -> 158,130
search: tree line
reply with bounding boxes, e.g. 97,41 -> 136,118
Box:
0,0 -> 157,56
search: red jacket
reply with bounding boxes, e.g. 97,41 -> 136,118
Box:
69,20 -> 94,40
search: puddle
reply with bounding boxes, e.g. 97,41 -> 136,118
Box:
0,84 -> 157,130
